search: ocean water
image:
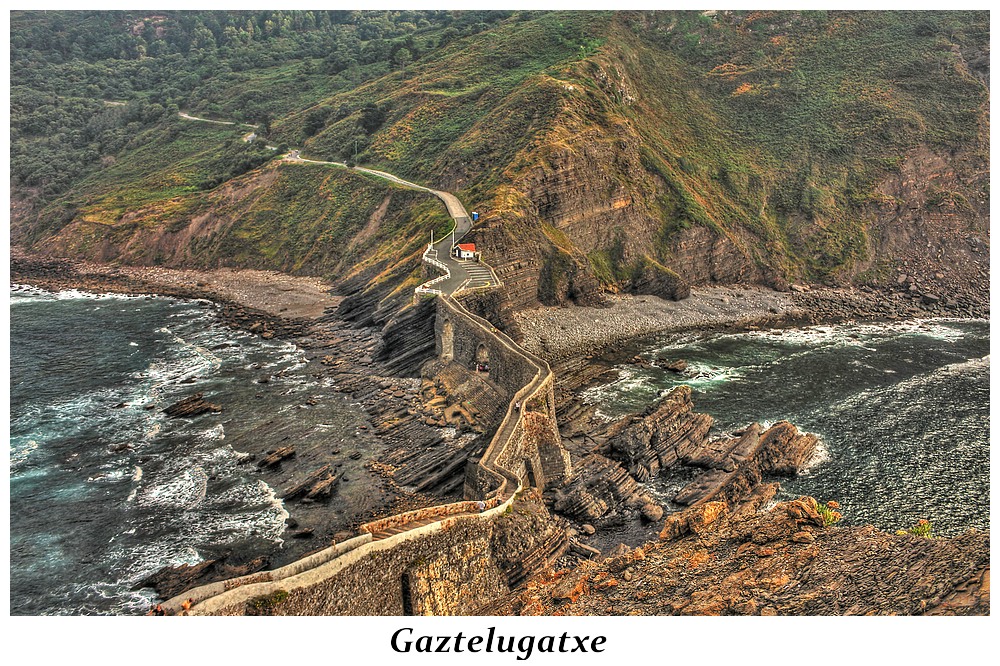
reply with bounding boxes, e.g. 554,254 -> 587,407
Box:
582,319 -> 990,536
9,287 -> 327,615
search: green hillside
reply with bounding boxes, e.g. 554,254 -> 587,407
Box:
10,10 -> 990,311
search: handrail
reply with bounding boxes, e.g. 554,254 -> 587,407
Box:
435,294 -> 554,500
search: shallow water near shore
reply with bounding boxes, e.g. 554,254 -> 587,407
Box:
583,319 -> 989,538
9,287 -> 359,615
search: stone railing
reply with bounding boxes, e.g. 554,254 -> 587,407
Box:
358,497 -> 502,536
163,490 -> 520,615
435,294 -> 555,500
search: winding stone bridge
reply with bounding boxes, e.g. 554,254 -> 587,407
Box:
162,115 -> 568,615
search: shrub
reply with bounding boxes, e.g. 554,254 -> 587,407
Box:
248,589 -> 289,615
897,518 -> 934,538
816,500 -> 842,526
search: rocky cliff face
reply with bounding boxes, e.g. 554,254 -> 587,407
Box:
504,487 -> 990,615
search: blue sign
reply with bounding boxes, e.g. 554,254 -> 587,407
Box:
472,211 -> 479,221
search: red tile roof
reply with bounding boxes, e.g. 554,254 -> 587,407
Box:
457,243 -> 476,252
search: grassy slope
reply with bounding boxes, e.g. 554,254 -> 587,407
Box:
21,11 -> 606,308
20,10 -> 989,305
615,10 -> 989,280
288,12 -> 608,187
494,10 -> 989,289
28,109 -> 452,281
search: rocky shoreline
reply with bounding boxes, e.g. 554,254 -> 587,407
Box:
501,489 -> 990,616
494,385 -> 990,616
515,281 -> 989,363
10,251 -> 484,597
11,250 -> 989,613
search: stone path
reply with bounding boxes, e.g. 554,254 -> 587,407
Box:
369,511 -> 479,541
175,112 -> 513,547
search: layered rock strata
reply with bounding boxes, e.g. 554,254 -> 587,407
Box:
503,489 -> 990,616
550,386 -> 818,528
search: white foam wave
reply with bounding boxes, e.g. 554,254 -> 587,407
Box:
741,319 -> 970,347
87,467 -> 130,484
677,362 -> 743,385
199,424 -> 226,442
10,286 -> 148,304
136,467 -> 208,509
155,326 -> 222,372
798,436 -> 831,475
9,438 -> 40,472
580,366 -> 649,404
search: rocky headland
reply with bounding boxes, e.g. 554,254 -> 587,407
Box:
11,249 -> 989,614
499,488 -> 989,616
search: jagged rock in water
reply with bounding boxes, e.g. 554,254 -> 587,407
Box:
257,446 -> 295,468
162,392 -> 222,418
282,465 -> 339,501
555,386 -> 819,527
657,358 -> 687,373
134,556 -> 268,600
604,386 -> 713,481
673,421 -> 818,507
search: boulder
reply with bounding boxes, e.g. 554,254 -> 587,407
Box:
659,359 -> 688,373
640,503 -> 664,522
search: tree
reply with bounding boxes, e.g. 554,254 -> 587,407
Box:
258,112 -> 272,136
359,103 -> 387,134
303,106 -> 332,138
393,47 -> 412,68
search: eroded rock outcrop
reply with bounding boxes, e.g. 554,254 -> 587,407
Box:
552,454 -> 649,523
505,494 -> 990,616
552,386 -> 819,527
604,386 -> 713,482
673,421 -> 818,507
162,393 -> 222,418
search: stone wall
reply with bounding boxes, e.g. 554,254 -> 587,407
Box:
435,298 -> 538,401
161,291 -> 572,616
172,511 -> 512,616
435,296 -> 570,499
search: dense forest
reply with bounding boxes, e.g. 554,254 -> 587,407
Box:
10,10 -> 516,198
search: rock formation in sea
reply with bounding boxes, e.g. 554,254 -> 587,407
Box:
552,385 -> 818,525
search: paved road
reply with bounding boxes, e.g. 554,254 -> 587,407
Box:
178,111 -> 253,126
283,152 -> 497,295
179,115 -> 498,296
